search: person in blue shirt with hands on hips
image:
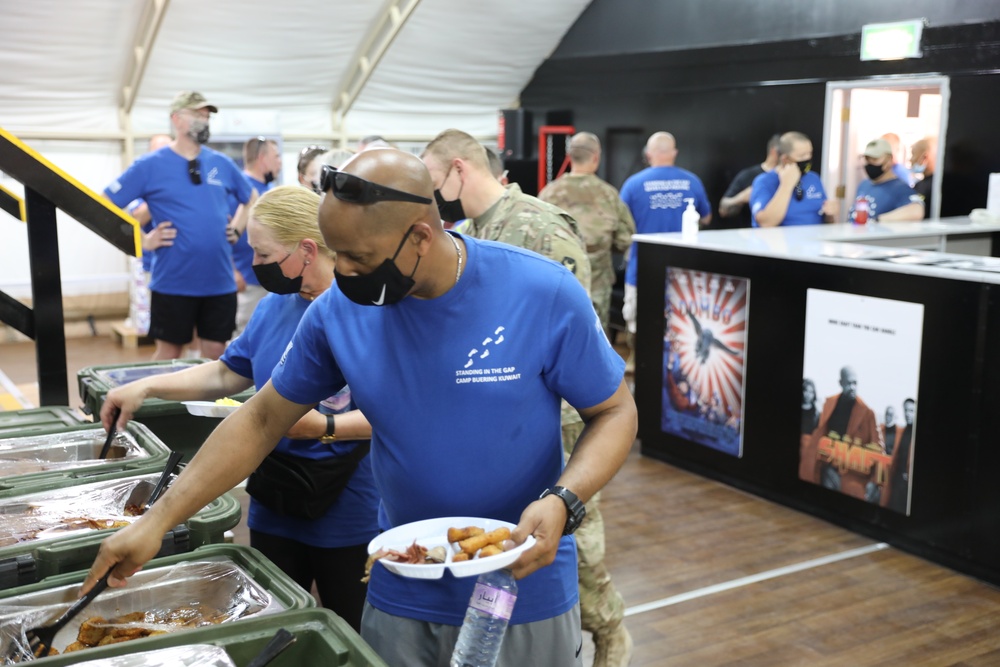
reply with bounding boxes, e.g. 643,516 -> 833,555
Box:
751,131 -> 839,227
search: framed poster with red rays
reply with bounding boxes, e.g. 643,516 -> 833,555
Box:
661,268 -> 748,457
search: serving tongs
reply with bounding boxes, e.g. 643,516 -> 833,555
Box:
97,408 -> 122,460
124,450 -> 184,513
13,570 -> 111,659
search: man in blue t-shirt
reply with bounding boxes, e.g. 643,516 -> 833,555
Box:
620,131 -> 711,370
750,131 -> 838,228
231,137 -> 283,336
104,92 -> 256,361
82,149 -> 638,667
849,138 -> 925,223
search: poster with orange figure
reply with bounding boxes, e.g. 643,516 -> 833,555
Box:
799,289 -> 922,515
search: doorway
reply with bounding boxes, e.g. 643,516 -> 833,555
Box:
821,76 -> 949,220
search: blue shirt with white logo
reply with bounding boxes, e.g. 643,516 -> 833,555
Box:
229,174 -> 269,287
851,178 -> 924,222
750,170 -> 827,227
620,166 -> 711,285
105,146 -> 252,296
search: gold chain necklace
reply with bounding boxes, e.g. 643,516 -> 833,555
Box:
447,232 -> 463,285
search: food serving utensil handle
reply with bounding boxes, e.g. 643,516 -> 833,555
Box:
97,408 -> 121,459
25,570 -> 111,656
245,628 -> 296,667
145,450 -> 184,511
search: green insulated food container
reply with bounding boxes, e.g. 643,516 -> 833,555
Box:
0,544 -> 322,663
0,406 -> 84,436
0,421 -> 170,494
76,359 -> 255,460
0,470 -> 241,589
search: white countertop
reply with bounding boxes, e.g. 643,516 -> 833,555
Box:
633,216 -> 1000,284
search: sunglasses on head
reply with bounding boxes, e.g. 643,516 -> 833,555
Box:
188,159 -> 201,185
320,164 -> 431,205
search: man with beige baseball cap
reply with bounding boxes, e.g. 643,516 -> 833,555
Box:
849,138 -> 924,223
103,91 -> 256,361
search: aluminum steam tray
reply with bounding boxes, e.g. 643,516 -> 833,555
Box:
93,362 -> 200,389
45,644 -> 235,666
0,429 -> 148,479
0,557 -> 284,660
0,473 -> 173,549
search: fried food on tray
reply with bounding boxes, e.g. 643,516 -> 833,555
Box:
63,641 -> 88,652
479,544 -> 503,558
64,605 -> 229,654
447,526 -> 485,543
458,527 -> 511,556
76,616 -> 107,645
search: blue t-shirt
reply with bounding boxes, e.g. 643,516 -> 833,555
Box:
105,146 -> 253,296
230,174 -> 269,288
750,170 -> 827,227
221,292 -> 379,548
270,234 -> 625,626
850,178 -> 923,222
620,166 -> 710,285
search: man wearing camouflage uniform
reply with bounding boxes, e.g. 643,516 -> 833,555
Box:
539,132 -> 635,337
423,129 -> 633,667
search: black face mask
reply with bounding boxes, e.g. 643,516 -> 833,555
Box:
796,160 -> 812,175
434,189 -> 466,224
264,171 -> 275,185
252,252 -> 304,295
335,226 -> 419,306
864,163 -> 885,181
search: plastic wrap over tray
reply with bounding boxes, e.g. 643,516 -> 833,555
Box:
0,559 -> 277,661
45,644 -> 235,666
0,431 -> 146,478
94,362 -> 199,389
0,474 -> 175,548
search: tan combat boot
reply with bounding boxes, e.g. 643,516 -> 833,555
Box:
593,623 -> 633,667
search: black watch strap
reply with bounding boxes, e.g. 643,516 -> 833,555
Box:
539,486 -> 586,535
319,414 -> 336,443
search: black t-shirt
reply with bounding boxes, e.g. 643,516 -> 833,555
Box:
720,164 -> 765,229
915,174 -> 933,219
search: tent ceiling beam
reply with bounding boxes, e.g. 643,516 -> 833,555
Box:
120,0 -> 170,116
332,0 -> 422,131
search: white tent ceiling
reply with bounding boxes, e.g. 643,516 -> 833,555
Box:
1,0 -> 592,141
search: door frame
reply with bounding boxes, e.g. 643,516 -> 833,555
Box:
821,75 -> 950,220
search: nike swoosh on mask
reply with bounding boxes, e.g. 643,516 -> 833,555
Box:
372,284 -> 387,305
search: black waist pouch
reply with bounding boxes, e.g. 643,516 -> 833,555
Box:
246,442 -> 371,520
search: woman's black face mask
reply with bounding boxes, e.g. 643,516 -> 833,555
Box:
253,251 -> 304,295
334,226 -> 420,306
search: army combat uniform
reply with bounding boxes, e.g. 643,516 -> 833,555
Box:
539,173 -> 635,334
466,183 -> 632,667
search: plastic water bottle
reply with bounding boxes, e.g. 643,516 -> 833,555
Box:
450,569 -> 518,667
681,198 -> 699,241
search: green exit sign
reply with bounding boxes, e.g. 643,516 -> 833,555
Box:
861,20 -> 924,61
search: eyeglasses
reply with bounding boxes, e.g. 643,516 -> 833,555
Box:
319,165 -> 432,205
299,145 -> 328,158
188,159 -> 202,185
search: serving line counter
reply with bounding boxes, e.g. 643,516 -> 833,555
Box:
632,217 -> 1000,586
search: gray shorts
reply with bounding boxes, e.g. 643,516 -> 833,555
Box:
361,601 -> 583,667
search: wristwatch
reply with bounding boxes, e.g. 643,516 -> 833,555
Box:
319,414 -> 337,444
539,486 -> 586,535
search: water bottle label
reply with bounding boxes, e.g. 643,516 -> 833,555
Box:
469,583 -> 516,620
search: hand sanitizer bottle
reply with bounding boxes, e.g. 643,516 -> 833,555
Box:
682,198 -> 699,241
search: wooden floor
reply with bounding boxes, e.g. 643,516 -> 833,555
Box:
4,333 -> 1000,665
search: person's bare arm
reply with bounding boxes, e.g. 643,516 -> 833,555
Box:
612,200 -> 636,253
285,409 -> 373,441
878,202 -> 924,222
82,382 -> 309,593
719,185 -> 752,217
821,199 -> 840,224
101,360 -> 253,431
699,213 -> 712,228
509,380 -> 637,579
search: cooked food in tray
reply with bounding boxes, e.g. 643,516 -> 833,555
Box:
0,431 -> 145,478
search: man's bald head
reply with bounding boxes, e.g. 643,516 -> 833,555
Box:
839,366 -> 858,401
320,148 -> 437,238
645,132 -> 677,167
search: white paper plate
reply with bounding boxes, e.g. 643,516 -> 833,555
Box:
368,516 -> 535,579
181,401 -> 239,418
